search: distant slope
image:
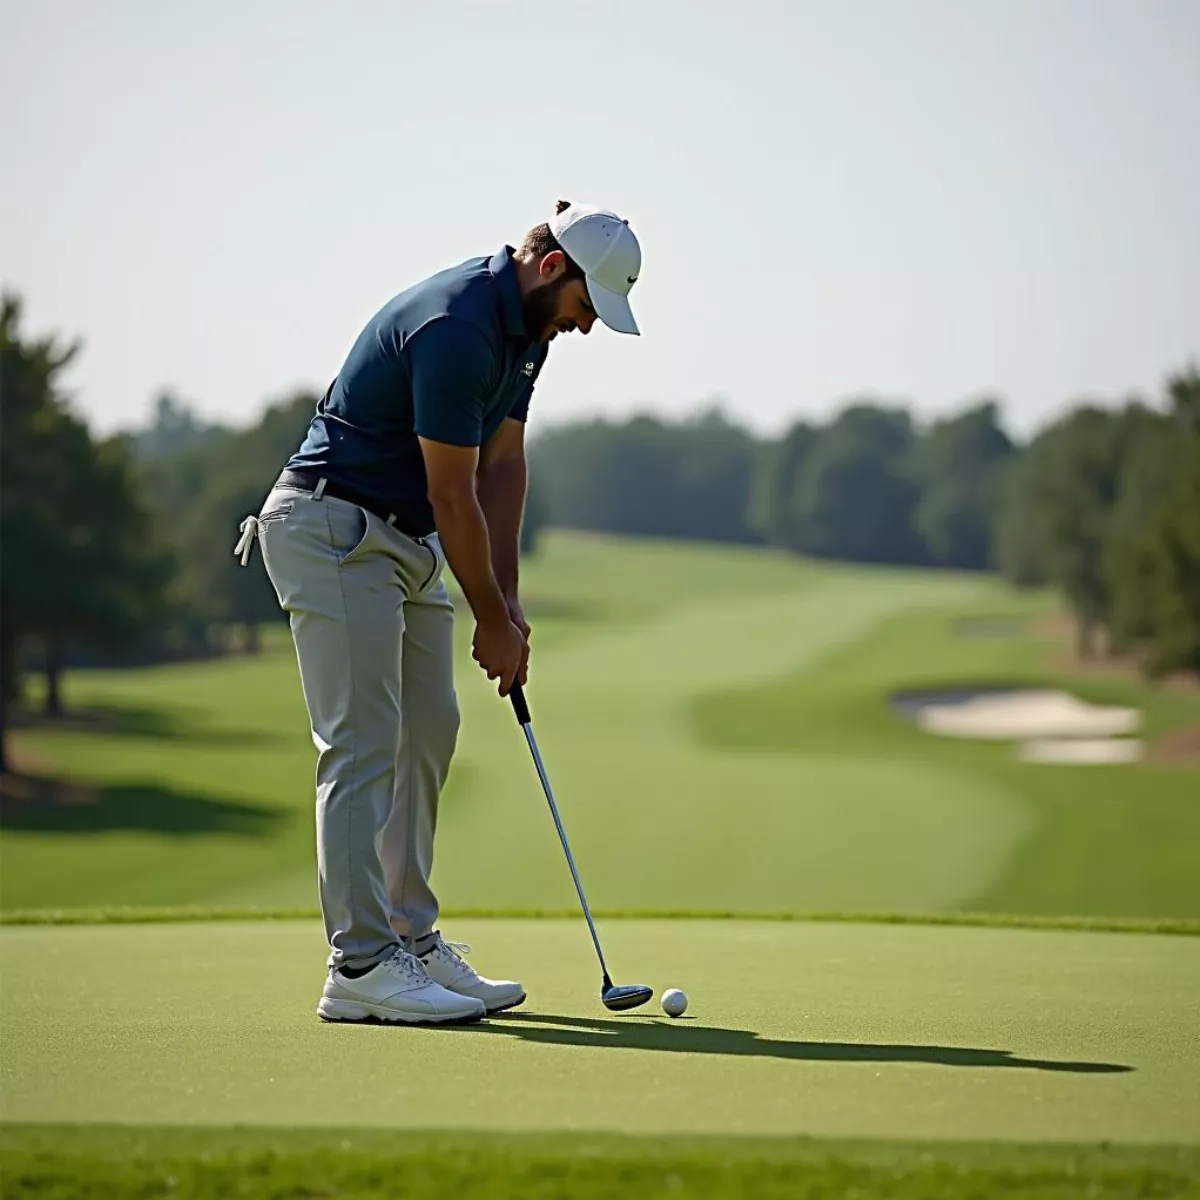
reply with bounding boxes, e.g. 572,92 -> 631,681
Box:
4,533 -> 1195,919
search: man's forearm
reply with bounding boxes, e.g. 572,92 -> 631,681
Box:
477,455 -> 527,598
429,490 -> 509,627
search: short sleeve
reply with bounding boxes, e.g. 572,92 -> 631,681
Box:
508,389 -> 532,424
408,318 -> 498,447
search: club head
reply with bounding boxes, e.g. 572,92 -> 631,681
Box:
601,983 -> 654,1012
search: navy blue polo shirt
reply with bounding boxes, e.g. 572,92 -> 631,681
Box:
287,246 -> 546,535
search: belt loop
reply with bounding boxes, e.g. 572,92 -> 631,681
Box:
313,477 -> 327,501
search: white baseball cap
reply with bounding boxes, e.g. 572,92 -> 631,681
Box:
549,202 -> 642,335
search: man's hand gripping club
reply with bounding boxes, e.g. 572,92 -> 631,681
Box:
419,434 -> 528,696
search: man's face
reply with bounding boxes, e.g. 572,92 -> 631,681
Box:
522,256 -> 600,343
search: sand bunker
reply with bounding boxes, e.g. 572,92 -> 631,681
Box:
894,688 -> 1143,764
912,690 -> 1140,740
1018,738 -> 1143,764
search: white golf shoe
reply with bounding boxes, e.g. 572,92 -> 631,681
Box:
417,932 -> 526,1014
317,946 -> 486,1025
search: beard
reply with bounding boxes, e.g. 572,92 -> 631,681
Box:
521,276 -> 575,343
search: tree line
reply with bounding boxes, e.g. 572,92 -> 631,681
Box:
530,399 -> 1014,570
2,289 -> 1197,768
1,297 -> 173,769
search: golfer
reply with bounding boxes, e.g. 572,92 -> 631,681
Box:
235,201 -> 642,1024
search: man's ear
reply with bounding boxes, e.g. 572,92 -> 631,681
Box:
539,249 -> 568,281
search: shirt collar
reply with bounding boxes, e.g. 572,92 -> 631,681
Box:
488,246 -> 527,340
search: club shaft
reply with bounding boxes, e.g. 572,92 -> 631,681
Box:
520,723 -> 612,982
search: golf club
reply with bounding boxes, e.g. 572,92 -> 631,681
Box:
508,682 -> 652,1013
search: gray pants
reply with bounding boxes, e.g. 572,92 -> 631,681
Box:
254,483 -> 459,972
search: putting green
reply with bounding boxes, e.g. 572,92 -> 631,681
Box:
3,918 -> 1197,1143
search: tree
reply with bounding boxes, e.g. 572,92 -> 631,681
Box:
32,432 -> 175,713
0,293 -> 80,764
1166,361 -> 1200,430
530,416 -> 678,537
529,408 -> 760,545
180,478 -> 286,653
1137,440 -> 1200,678
994,450 -> 1050,588
666,408 -> 762,545
0,294 -> 175,767
1103,414 -> 1176,651
134,390 -> 316,653
912,400 -> 1015,569
520,474 -> 549,556
786,404 -> 924,564
995,402 -> 1159,657
748,419 -> 819,550
1105,365 -> 1200,676
125,391 -> 225,462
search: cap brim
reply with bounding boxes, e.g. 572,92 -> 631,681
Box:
587,277 -> 640,335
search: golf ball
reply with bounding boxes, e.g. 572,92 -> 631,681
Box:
661,988 -> 688,1017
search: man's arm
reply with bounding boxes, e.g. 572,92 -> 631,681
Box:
419,437 -> 526,692
409,317 -> 526,693
477,417 -> 528,603
419,439 -> 509,626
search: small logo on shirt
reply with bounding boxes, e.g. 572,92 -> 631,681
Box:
522,361 -> 535,377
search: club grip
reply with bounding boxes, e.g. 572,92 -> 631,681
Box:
509,682 -> 531,726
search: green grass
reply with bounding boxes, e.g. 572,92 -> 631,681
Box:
693,605 -> 1200,918
4,920 -> 1199,1142
4,915 -> 1200,1195
4,534 -> 1199,1195
3,903 -> 1199,934
4,1125 -> 1198,1199
2,531 -> 1197,921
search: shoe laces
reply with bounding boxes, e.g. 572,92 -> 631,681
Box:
427,935 -> 480,982
379,947 -> 430,986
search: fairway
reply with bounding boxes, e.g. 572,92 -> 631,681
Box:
5,533 -> 1198,921
4,534 -> 1200,1194
3,918 -> 1198,1144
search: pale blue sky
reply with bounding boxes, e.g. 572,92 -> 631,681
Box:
3,0 -> 1198,441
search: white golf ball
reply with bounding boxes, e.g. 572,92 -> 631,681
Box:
661,988 -> 688,1017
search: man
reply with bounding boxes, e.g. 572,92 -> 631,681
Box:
234,201 -> 642,1025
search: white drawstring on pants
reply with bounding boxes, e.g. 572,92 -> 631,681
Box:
233,516 -> 259,566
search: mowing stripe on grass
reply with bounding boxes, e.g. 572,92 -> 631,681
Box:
2,904 -> 1197,934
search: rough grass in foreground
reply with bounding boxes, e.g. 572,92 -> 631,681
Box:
2,1126 -> 1198,1200
2,904 -> 1198,934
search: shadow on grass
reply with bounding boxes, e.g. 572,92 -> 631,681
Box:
465,1012 -> 1132,1074
889,681 -> 1050,720
0,773 -> 285,837
10,704 -> 283,747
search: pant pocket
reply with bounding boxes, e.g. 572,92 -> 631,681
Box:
258,503 -> 294,525
415,536 -> 442,592
325,500 -> 372,566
